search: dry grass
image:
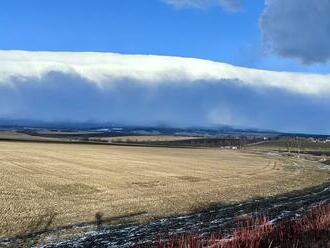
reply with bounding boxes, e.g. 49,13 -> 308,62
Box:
0,141 -> 329,237
157,203 -> 330,248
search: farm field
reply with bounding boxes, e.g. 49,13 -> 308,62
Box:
0,141 -> 329,238
0,131 -> 60,142
251,138 -> 330,154
97,135 -> 201,143
0,131 -> 201,145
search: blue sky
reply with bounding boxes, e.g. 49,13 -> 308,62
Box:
1,0 -> 330,133
2,0 -> 328,72
0,0 -> 261,62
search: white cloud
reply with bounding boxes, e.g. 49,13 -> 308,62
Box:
162,0 -> 243,11
1,50 -> 330,96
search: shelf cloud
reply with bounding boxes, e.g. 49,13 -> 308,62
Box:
1,50 -> 330,95
1,50 -> 330,133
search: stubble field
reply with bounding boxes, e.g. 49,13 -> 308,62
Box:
0,141 -> 329,237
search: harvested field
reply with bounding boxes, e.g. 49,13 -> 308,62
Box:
0,131 -> 60,142
0,141 -> 329,238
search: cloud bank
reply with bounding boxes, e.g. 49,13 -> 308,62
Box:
162,0 -> 243,12
1,50 -> 330,133
261,0 -> 330,64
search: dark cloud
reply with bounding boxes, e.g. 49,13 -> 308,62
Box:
260,0 -> 330,64
1,71 -> 330,134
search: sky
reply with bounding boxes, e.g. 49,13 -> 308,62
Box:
1,0 -> 330,134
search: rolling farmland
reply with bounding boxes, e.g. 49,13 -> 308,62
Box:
0,140 -> 329,240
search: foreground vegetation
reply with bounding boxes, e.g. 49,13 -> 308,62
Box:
156,203 -> 330,248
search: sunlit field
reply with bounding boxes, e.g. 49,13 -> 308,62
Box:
0,141 -> 329,237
